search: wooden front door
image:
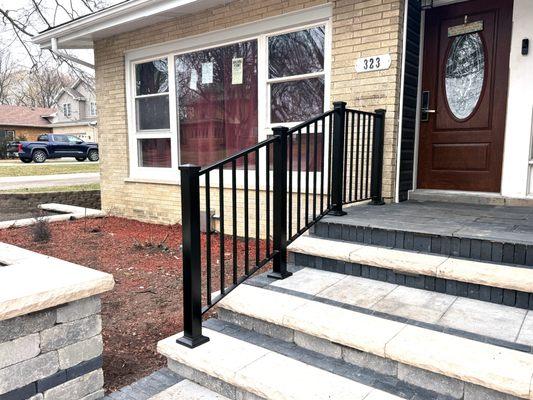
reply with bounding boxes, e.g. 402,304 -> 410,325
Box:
417,0 -> 513,192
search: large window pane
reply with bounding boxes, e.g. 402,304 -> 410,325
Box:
269,26 -> 325,79
136,59 -> 168,95
176,40 -> 258,166
138,138 -> 171,168
136,95 -> 170,130
270,77 -> 324,123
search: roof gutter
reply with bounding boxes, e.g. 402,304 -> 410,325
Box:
50,38 -> 94,69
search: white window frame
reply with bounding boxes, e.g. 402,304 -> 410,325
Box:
125,4 -> 332,184
63,103 -> 72,117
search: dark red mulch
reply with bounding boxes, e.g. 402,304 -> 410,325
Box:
0,217 -> 266,391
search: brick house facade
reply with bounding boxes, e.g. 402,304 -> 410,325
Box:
34,0 -> 533,224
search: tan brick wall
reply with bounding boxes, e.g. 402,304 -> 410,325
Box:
94,0 -> 404,226
0,126 -> 51,141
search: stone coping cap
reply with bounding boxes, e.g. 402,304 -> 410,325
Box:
0,242 -> 114,321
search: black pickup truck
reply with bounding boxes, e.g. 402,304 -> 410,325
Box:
17,134 -> 99,163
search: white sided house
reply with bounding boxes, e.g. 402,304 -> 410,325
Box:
53,78 -> 99,142
31,2 -> 533,400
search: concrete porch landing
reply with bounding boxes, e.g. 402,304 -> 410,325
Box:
321,200 -> 533,247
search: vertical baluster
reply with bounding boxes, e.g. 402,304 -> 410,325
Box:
288,132 -> 293,240
205,172 -> 212,306
255,149 -> 260,266
297,129 -> 302,232
320,117 -> 326,214
313,120 -> 318,219
360,114 -> 366,200
244,154 -> 249,275
331,102 -> 347,216
219,166 -> 225,295
349,111 -> 355,203
327,113 -> 333,208
305,125 -> 310,226
343,111 -> 349,203
355,112 -> 361,201
365,113 -> 371,198
231,159 -> 237,285
266,143 -> 271,257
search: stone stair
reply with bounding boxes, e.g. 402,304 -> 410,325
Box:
156,202 -> 533,399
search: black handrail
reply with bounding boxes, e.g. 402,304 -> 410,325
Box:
177,102 -> 386,348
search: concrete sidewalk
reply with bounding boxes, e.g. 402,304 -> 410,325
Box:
0,172 -> 99,190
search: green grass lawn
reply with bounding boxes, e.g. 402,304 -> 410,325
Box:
2,183 -> 100,194
0,162 -> 100,177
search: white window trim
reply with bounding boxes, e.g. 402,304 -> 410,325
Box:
125,5 -> 332,184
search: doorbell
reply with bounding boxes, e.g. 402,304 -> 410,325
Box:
523,38 -> 529,56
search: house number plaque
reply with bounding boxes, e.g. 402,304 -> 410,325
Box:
448,20 -> 483,37
355,54 -> 392,73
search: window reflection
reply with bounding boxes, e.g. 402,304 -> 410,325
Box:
271,78 -> 324,124
136,59 -> 169,96
176,40 -> 258,166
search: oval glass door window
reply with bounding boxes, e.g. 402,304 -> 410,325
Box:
445,33 -> 485,120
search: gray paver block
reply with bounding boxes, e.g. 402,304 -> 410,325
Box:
56,296 -> 101,323
40,314 -> 102,352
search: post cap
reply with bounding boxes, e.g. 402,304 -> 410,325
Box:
272,126 -> 289,136
374,108 -> 386,115
179,163 -> 201,171
333,101 -> 347,109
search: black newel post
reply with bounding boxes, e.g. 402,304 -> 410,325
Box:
371,109 -> 386,206
268,126 -> 292,280
177,164 -> 210,348
330,101 -> 347,216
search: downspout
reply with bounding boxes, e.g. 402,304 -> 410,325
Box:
50,38 -> 95,70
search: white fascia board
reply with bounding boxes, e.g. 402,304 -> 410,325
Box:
32,0 -> 224,49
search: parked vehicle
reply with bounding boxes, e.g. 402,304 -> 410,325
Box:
17,134 -> 99,163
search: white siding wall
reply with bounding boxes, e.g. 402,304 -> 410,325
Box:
501,0 -> 533,198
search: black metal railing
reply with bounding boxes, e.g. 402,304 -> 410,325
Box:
177,102 -> 386,348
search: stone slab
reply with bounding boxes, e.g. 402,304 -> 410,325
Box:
159,329 -> 403,400
0,242 -> 114,321
385,325 -> 533,399
58,335 -> 104,370
517,312 -> 533,346
0,333 -> 40,369
270,267 -> 344,295
56,296 -> 101,323
43,369 -> 104,400
438,298 -> 527,342
149,380 -> 230,399
41,315 -> 102,352
0,351 -> 59,395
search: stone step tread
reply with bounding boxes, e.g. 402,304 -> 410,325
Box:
288,236 -> 533,293
262,267 -> 533,348
148,380 -> 230,399
218,284 -> 533,399
158,329 -> 404,400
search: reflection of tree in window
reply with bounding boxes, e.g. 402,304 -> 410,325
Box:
175,41 -> 258,166
136,60 -> 169,95
268,27 -> 325,78
268,27 -> 325,124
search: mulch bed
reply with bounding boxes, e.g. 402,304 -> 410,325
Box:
0,217 -> 266,392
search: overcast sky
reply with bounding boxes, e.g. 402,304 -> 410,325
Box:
0,0 -> 122,69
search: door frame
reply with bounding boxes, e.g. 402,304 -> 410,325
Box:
407,0 -> 512,197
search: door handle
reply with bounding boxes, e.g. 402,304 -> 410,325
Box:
424,109 -> 437,114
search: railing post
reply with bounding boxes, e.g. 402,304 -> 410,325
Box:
268,126 -> 292,280
330,101 -> 347,216
177,164 -> 210,348
371,109 -> 386,205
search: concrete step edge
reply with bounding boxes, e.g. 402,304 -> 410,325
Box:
148,379 -> 230,400
217,284 -> 533,399
158,328 -> 404,400
288,236 -> 533,293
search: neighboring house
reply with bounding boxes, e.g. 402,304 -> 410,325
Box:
0,104 -> 54,143
52,78 -> 98,142
32,0 -> 533,222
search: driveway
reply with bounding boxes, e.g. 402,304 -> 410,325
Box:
0,172 -> 100,191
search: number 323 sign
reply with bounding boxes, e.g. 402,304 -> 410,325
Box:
355,54 -> 392,73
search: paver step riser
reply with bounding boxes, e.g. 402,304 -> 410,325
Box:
165,359 -> 265,400
312,222 -> 533,268
290,251 -> 533,310
215,308 -> 522,400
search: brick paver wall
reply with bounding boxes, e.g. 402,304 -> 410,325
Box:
94,0 -> 404,225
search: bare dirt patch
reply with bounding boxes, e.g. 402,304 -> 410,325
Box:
0,217 -> 265,391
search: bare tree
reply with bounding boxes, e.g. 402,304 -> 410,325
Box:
15,65 -> 73,108
0,0 -> 110,74
0,45 -> 17,104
